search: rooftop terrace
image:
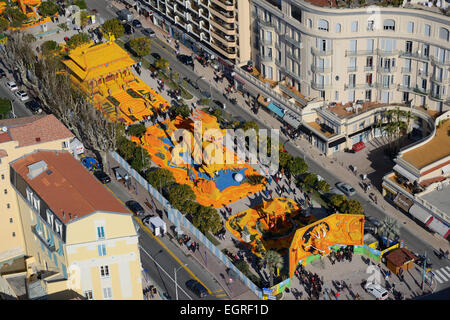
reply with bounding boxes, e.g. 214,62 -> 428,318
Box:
401,119 -> 450,170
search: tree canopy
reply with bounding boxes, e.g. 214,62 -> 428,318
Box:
66,33 -> 90,49
170,103 -> 191,118
41,40 -> 59,56
127,123 -> 147,138
4,7 -> 27,28
0,17 -> 9,32
340,199 -> 364,215
146,168 -> 176,190
241,121 -> 259,132
167,184 -> 196,213
129,37 -> 151,58
263,250 -> 284,286
0,98 -> 11,119
154,57 -> 169,70
102,19 -> 124,39
287,157 -> 308,176
38,0 -> 59,17
192,205 -> 222,234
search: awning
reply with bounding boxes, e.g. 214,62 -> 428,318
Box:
394,193 -> 414,212
427,217 -> 450,238
393,164 -> 419,182
382,182 -> 398,195
233,74 -> 245,84
122,0 -> 136,6
267,102 -> 285,118
409,204 -> 433,225
442,164 -> 450,175
283,111 -> 302,128
329,137 -> 346,148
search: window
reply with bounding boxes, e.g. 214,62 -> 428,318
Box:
98,244 -> 107,257
4,189 -> 7,194
423,44 -> 429,57
55,220 -> 63,238
320,91 -> 325,99
7,203 -> 10,209
62,141 -> 68,148
335,23 -> 341,33
1,174 -> 4,180
12,232 -> 15,237
366,39 -> 374,52
383,19 -> 395,31
367,20 -> 374,31
9,218 -> 13,223
46,209 -> 54,228
84,290 -> 93,300
100,265 -> 110,278
365,90 -> 372,101
349,40 -> 357,53
439,28 -> 449,41
318,19 -> 329,31
103,287 -> 113,300
366,56 -> 373,67
335,91 -> 339,101
424,24 -> 431,37
97,226 -> 105,240
407,22 -> 414,33
307,19 -> 312,28
351,21 -> 358,32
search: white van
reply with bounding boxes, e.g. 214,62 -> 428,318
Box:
364,282 -> 389,300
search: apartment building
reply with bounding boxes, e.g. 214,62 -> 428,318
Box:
382,113 -> 450,239
0,115 -> 74,266
140,0 -> 251,65
9,150 -> 143,300
250,0 -> 450,112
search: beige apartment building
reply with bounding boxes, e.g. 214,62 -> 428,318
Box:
0,115 -> 74,266
250,0 -> 450,112
9,150 -> 143,300
141,0 -> 251,64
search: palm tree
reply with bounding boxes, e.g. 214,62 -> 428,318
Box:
377,217 -> 401,249
263,250 -> 284,287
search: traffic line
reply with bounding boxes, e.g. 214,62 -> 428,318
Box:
434,269 -> 448,282
213,289 -> 224,293
135,217 -> 214,295
153,39 -> 176,58
215,293 -> 227,297
446,266 -> 450,273
441,267 -> 450,278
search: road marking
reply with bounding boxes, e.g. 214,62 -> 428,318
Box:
440,267 -> 450,278
446,266 -> 450,273
135,217 -> 214,295
432,272 -> 444,284
215,293 -> 227,297
213,289 -> 224,293
152,39 -> 176,58
434,269 -> 448,282
139,245 -> 193,300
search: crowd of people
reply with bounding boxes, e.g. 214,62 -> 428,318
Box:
294,265 -> 324,300
329,246 -> 354,265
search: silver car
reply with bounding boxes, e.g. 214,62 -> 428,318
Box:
336,182 -> 356,196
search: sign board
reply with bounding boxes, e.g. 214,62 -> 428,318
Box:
263,288 -> 273,295
267,295 -> 277,300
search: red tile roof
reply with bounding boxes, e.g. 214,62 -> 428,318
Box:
0,115 -> 44,128
8,115 -> 74,147
305,0 -> 337,7
11,150 -> 130,224
385,248 -> 417,267
0,132 -> 12,143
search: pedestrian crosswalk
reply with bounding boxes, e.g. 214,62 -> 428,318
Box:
431,266 -> 450,284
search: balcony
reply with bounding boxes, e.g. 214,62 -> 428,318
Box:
187,0 -> 199,11
31,225 -> 56,252
210,0 -> 234,10
376,49 -> 399,57
257,18 -> 277,30
347,66 -> 357,72
418,69 -> 429,77
413,87 -> 429,96
167,11 -> 175,20
257,53 -> 272,62
284,34 -> 301,49
176,0 -> 185,5
279,82 -> 307,105
311,65 -> 331,73
429,91 -> 445,101
199,20 -> 209,31
431,75 -> 449,85
166,0 -> 175,7
397,84 -> 414,93
209,4 -> 234,23
375,83 -> 395,90
399,51 -> 429,61
210,30 -> 236,45
311,82 -> 332,90
199,0 -> 209,8
175,15 -> 186,27
210,40 -> 237,59
174,5 -> 186,18
199,8 -> 209,19
401,67 -> 412,74
209,17 -> 235,35
377,65 -> 397,74
430,55 -> 450,67
284,68 -> 301,82
364,65 -> 374,72
286,50 -> 299,61
345,50 -> 375,57
311,47 -> 333,56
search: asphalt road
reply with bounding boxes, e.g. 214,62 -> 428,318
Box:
105,178 -> 227,300
0,78 -> 33,118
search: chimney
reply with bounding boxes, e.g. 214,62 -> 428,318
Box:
69,213 -> 72,220
27,161 -> 48,180
35,137 -> 41,142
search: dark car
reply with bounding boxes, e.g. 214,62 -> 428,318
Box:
0,68 -> 6,78
177,54 -> 194,66
93,170 -> 111,184
132,19 -> 142,28
213,100 -> 226,109
151,52 -> 161,61
25,100 -> 43,114
126,200 -> 145,215
185,279 -> 208,298
141,28 -> 156,38
124,23 -> 135,35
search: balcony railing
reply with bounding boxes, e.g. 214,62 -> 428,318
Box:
31,225 -> 56,252
375,82 -> 395,90
401,67 -> 412,73
377,65 -> 397,73
429,91 -> 445,101
364,65 -> 374,72
279,83 -> 307,105
286,50 -> 300,61
348,66 -> 357,72
258,54 -> 272,62
260,38 -> 272,46
399,51 -> 429,61
397,84 -> 414,92
345,50 -> 375,57
430,75 -> 449,84
430,55 -> 450,67
311,65 -> 331,73
209,5 -> 234,22
284,34 -> 301,48
199,8 -> 209,19
413,87 -> 429,95
257,18 -> 277,30
376,49 -> 399,56
209,0 -> 234,10
311,47 -> 333,56
311,82 -> 332,90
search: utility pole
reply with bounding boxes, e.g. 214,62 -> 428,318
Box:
422,251 -> 427,292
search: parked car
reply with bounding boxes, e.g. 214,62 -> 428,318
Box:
93,170 -> 111,184
177,54 -> 194,66
151,52 -> 161,61
15,90 -> 29,101
125,200 -> 145,215
364,220 -> 378,234
142,214 -> 154,225
185,279 -> 208,298
336,182 -> 356,196
25,100 -> 43,114
364,282 -> 388,300
213,100 -> 226,109
366,216 -> 381,227
328,187 -> 345,196
0,68 -> 6,78
141,28 -> 156,38
132,19 -> 142,28
124,23 -> 135,35
6,81 -> 18,91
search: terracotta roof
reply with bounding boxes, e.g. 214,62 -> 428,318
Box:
304,0 -> 337,7
0,149 -> 7,158
8,114 -> 74,147
385,248 -> 417,267
401,119 -> 450,170
11,150 -> 130,224
0,132 -> 12,143
0,115 -> 44,128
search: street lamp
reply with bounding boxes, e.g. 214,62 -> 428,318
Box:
174,263 -> 188,300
